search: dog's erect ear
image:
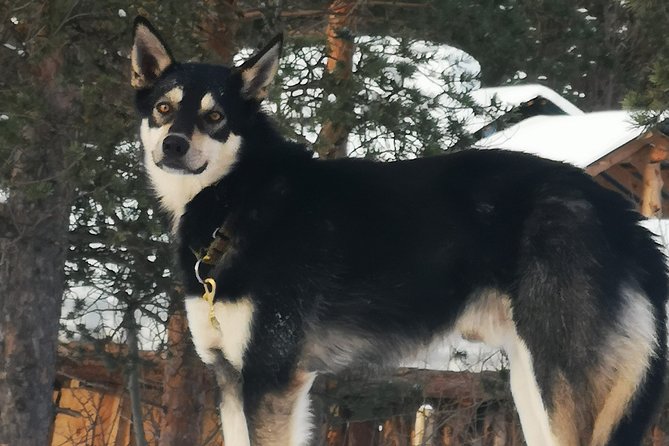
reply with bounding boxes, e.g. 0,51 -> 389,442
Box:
238,34 -> 283,101
131,17 -> 175,89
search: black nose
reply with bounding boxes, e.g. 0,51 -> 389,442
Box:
162,134 -> 190,158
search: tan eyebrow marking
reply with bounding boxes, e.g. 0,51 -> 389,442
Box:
163,86 -> 183,103
200,92 -> 216,112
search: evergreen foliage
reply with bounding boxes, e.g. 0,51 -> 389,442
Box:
622,0 -> 669,125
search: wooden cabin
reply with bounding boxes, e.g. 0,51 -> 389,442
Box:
587,128 -> 669,218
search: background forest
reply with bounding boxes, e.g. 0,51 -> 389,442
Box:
1,1 -> 669,445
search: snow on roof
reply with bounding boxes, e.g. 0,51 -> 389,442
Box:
474,111 -> 645,168
472,84 -> 584,116
465,84 -> 584,134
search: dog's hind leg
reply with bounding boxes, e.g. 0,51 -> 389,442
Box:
506,333 -> 561,446
512,194 -> 666,446
457,292 -> 559,446
589,288 -> 664,446
511,287 -> 664,446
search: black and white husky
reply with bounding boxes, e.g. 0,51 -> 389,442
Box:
131,17 -> 667,446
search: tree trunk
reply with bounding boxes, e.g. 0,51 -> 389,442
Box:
126,314 -> 149,446
201,0 -> 240,64
0,197 -> 70,445
158,307 -> 206,446
0,50 -> 74,445
314,0 -> 358,160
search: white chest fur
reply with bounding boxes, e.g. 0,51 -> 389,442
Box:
184,296 -> 255,370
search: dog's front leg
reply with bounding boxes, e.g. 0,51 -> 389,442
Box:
185,296 -> 256,445
184,297 -> 223,365
212,352 -> 251,446
248,370 -> 317,446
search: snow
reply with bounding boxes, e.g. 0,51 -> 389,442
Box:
472,84 -> 584,115
60,284 -> 168,350
403,39 -> 481,96
401,335 -> 506,372
466,84 -> 584,134
346,37 -> 481,157
267,36 -> 480,158
474,111 -> 644,168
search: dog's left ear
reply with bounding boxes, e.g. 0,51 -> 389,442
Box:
238,34 -> 283,101
131,17 -> 175,89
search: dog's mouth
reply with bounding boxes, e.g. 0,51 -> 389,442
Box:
157,159 -> 208,175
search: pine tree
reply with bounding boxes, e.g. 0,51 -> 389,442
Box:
622,0 -> 669,124
0,2 -> 95,443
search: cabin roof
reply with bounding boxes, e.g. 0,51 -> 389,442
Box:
474,110 -> 644,168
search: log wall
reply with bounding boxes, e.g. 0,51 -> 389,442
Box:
52,346 -> 669,445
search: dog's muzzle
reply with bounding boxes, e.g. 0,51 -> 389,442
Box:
157,134 -> 207,174
163,134 -> 190,159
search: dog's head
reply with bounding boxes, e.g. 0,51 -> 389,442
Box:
131,17 -> 282,221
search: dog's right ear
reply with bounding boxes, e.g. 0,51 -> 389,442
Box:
131,17 -> 174,89
238,34 -> 283,101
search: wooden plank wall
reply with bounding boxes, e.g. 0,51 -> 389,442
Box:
51,384 -> 223,446
50,364 -> 669,446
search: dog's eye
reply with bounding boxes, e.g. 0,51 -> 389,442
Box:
156,102 -> 171,114
207,111 -> 223,123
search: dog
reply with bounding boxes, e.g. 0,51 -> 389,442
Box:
131,17 -> 667,446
